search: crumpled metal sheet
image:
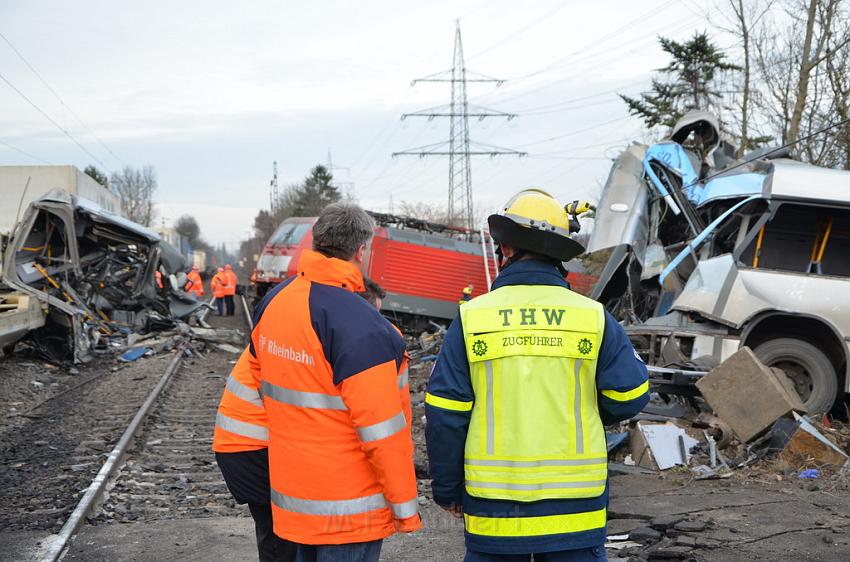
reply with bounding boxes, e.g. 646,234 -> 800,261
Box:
1,189 -> 207,362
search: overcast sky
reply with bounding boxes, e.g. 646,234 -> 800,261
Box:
0,0 -> 716,248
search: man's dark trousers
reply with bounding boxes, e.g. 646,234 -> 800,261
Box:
216,449 -> 296,562
216,297 -> 225,316
295,540 -> 383,562
225,294 -> 235,315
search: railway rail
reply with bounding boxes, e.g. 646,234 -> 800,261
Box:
1,304 -> 252,561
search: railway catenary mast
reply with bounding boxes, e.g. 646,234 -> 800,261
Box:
393,20 -> 526,233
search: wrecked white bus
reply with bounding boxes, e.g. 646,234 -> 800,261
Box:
589,112 -> 849,414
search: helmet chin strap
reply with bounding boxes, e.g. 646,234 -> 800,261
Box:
496,244 -> 567,277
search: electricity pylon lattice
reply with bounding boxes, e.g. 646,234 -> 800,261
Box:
393,20 -> 525,231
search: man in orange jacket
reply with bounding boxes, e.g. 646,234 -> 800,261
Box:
224,263 -> 238,316
249,203 -> 421,561
212,267 -> 227,316
185,265 -> 204,297
213,350 -> 296,562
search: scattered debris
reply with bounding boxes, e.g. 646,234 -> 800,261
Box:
215,343 -> 242,354
772,412 -> 849,472
119,348 -> 150,362
1,189 -> 211,363
606,431 -> 629,453
630,421 -> 698,470
696,347 -> 806,442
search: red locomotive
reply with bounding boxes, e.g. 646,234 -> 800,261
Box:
250,213 -> 497,329
250,212 -> 597,328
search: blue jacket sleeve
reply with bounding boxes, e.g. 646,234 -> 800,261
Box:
425,316 -> 474,507
596,311 -> 650,425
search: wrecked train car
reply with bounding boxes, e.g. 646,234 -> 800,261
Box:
2,189 -> 207,362
589,111 -> 849,413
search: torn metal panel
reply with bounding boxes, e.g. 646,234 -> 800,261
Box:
671,255 -> 850,335
768,158 -> 850,203
0,293 -> 45,351
1,189 -> 205,362
590,110 -> 850,412
586,143 -> 649,255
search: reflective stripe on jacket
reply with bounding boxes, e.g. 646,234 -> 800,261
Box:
251,249 -> 421,545
212,349 -> 268,453
425,259 -> 649,555
224,270 -> 238,296
460,285 -> 608,502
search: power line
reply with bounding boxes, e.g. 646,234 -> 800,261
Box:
507,0 -> 680,83
0,70 -> 112,172
466,1 -> 571,61
0,138 -> 52,164
516,115 -> 632,148
393,21 -> 526,231
0,30 -> 126,169
471,11 -> 700,108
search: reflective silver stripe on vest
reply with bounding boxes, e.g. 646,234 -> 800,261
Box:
466,480 -> 606,491
271,488 -> 386,516
261,380 -> 346,410
465,457 -> 607,468
397,368 -> 409,389
485,360 -> 495,455
389,498 -> 419,519
573,359 -> 584,454
356,411 -> 407,443
226,375 -> 263,408
216,412 -> 268,441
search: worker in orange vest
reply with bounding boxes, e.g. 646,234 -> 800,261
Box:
213,350 -> 296,561
249,203 -> 420,560
212,267 -> 227,316
185,265 -> 204,298
224,263 -> 238,316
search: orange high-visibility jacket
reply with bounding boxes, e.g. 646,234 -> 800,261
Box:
224,269 -> 238,296
186,271 -> 204,297
250,249 -> 421,545
211,272 -> 227,299
212,349 -> 268,453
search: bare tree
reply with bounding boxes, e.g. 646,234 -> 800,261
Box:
398,201 -> 449,224
825,9 -> 850,169
110,165 -> 157,226
750,0 -> 850,160
713,0 -> 776,155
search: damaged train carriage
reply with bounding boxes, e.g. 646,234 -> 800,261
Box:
589,112 -> 850,414
2,189 -> 206,362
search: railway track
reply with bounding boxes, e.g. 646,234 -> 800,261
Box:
0,305 -> 252,561
97,355 -> 241,522
0,352 -> 178,534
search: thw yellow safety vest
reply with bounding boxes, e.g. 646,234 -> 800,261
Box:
459,284 -> 607,503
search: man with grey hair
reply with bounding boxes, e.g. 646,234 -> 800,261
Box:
248,202 -> 421,562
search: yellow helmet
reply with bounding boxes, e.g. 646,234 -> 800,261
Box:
487,188 -> 585,262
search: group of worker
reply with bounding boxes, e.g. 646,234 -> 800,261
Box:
212,192 -> 650,562
181,263 -> 239,316
211,264 -> 240,315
